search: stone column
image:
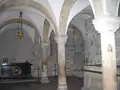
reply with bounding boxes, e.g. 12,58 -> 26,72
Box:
41,41 -> 50,83
55,35 -> 68,90
93,16 -> 120,90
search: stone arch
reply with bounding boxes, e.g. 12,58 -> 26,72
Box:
0,18 -> 41,43
89,0 -> 120,17
68,7 -> 94,42
0,24 -> 36,42
0,18 -> 38,34
58,0 -> 78,35
0,0 -> 58,35
65,24 -> 85,77
69,6 -> 94,25
48,24 -> 85,77
66,0 -> 90,30
67,0 -> 120,33
66,0 -> 104,33
0,8 -> 44,38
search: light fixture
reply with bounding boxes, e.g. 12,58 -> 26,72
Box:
17,11 -> 24,39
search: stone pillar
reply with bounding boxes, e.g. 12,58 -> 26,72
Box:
41,42 -> 50,83
55,35 -> 68,90
92,16 -> 120,90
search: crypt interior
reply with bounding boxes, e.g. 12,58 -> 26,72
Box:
0,0 -> 120,90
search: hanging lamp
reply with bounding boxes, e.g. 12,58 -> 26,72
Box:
17,11 -> 24,39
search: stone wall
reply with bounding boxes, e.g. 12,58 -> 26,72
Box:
71,14 -> 120,66
83,20 -> 120,65
84,20 -> 101,65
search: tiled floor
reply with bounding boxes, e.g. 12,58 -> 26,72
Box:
0,76 -> 83,90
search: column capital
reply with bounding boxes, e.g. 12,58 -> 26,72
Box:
54,35 -> 68,44
93,15 -> 120,33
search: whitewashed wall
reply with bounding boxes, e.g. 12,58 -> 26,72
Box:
0,24 -> 41,77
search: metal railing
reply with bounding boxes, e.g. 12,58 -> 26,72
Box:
81,65 -> 120,77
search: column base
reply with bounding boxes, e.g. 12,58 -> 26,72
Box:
40,77 -> 50,83
57,84 -> 67,90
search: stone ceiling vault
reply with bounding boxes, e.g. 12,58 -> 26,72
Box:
0,0 -> 119,39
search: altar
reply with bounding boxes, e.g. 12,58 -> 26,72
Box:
0,59 -> 32,79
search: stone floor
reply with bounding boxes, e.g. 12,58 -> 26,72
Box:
0,76 -> 83,90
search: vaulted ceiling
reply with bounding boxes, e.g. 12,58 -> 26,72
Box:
0,0 -> 119,39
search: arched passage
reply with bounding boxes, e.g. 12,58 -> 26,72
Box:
0,18 -> 39,37
48,25 -> 85,77
0,0 -> 58,34
65,24 -> 85,77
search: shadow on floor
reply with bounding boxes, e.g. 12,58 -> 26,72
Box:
0,76 -> 83,90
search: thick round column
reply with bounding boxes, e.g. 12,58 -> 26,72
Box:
41,42 -> 50,83
101,31 -> 116,90
55,35 -> 68,90
93,15 -> 120,90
